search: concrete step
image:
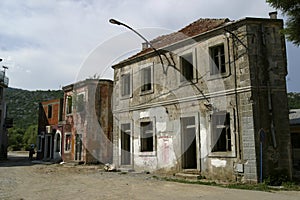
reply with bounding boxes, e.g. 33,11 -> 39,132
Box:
175,172 -> 201,180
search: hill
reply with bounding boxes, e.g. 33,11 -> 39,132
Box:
5,88 -> 63,128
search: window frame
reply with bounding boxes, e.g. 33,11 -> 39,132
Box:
47,104 -> 52,119
120,72 -> 132,98
178,48 -> 197,84
140,63 -> 154,95
139,118 -> 156,156
66,95 -> 73,115
210,44 -> 226,76
209,111 -> 235,158
64,133 -> 72,152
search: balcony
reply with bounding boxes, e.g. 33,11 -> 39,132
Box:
0,71 -> 8,87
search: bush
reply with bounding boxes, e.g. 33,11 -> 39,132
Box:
265,169 -> 289,186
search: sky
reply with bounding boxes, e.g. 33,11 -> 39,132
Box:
0,0 -> 299,92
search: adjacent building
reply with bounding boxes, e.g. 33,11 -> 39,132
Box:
112,14 -> 292,182
62,79 -> 113,164
37,98 -> 64,161
0,67 -> 11,159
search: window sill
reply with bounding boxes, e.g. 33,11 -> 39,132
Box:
139,151 -> 157,157
208,151 -> 236,158
120,95 -> 132,100
140,89 -> 154,96
208,71 -> 231,81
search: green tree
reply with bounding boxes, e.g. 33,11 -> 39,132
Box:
267,0 -> 300,46
23,125 -> 38,150
8,127 -> 25,151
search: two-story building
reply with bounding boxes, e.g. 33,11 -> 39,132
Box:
112,14 -> 292,182
37,98 -> 64,161
62,79 -> 113,164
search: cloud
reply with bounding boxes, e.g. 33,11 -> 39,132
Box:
0,0 -> 299,91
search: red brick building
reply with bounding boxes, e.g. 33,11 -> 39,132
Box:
37,98 -> 63,161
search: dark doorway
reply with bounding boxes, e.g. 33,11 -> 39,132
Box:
121,123 -> 131,165
75,134 -> 82,161
181,116 -> 197,169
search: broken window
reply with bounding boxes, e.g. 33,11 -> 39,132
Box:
47,105 -> 52,118
210,44 -> 226,75
211,112 -> 231,152
76,93 -> 85,112
66,96 -> 73,114
121,73 -> 131,96
140,121 -> 154,152
65,134 -> 71,151
180,53 -> 194,81
141,66 -> 152,92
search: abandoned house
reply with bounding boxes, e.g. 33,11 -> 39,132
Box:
62,79 -> 113,164
290,109 -> 300,179
37,98 -> 64,161
112,14 -> 292,182
0,67 -> 11,159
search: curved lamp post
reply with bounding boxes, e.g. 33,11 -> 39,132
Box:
109,19 -> 166,73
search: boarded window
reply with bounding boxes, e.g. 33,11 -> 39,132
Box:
121,73 -> 131,96
76,94 -> 85,112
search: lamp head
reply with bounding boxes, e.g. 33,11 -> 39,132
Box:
109,19 -> 122,25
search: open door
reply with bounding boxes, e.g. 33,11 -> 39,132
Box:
121,123 -> 131,165
181,116 -> 197,169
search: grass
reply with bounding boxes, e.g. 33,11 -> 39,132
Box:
154,176 -> 300,192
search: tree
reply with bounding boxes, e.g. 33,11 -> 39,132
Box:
23,125 -> 38,150
267,0 -> 300,46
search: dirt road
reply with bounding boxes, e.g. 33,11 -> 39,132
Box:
1,152 -> 300,200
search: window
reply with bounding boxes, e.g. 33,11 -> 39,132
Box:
141,66 -> 152,92
66,96 -> 72,114
211,112 -> 231,152
180,53 -> 194,81
121,73 -> 131,96
65,134 -> 71,151
140,121 -> 154,152
47,105 -> 52,118
210,44 -> 225,75
76,94 -> 85,112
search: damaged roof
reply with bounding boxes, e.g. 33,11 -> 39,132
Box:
113,18 -> 231,67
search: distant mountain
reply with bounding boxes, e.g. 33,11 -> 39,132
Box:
5,88 -> 63,129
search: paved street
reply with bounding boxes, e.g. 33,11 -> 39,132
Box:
0,152 -> 300,200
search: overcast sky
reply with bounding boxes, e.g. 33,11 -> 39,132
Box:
0,0 -> 299,92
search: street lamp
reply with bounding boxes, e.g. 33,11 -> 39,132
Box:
109,18 -> 166,73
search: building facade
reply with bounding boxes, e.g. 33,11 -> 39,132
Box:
0,68 -> 10,160
62,79 -> 113,164
37,98 -> 64,161
112,15 -> 292,182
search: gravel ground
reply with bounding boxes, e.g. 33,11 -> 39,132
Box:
1,152 -> 300,200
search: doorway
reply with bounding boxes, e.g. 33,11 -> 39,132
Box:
75,134 -> 82,161
181,116 -> 197,169
121,123 -> 131,165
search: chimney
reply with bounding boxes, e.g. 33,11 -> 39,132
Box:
269,11 -> 278,19
142,42 -> 149,50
